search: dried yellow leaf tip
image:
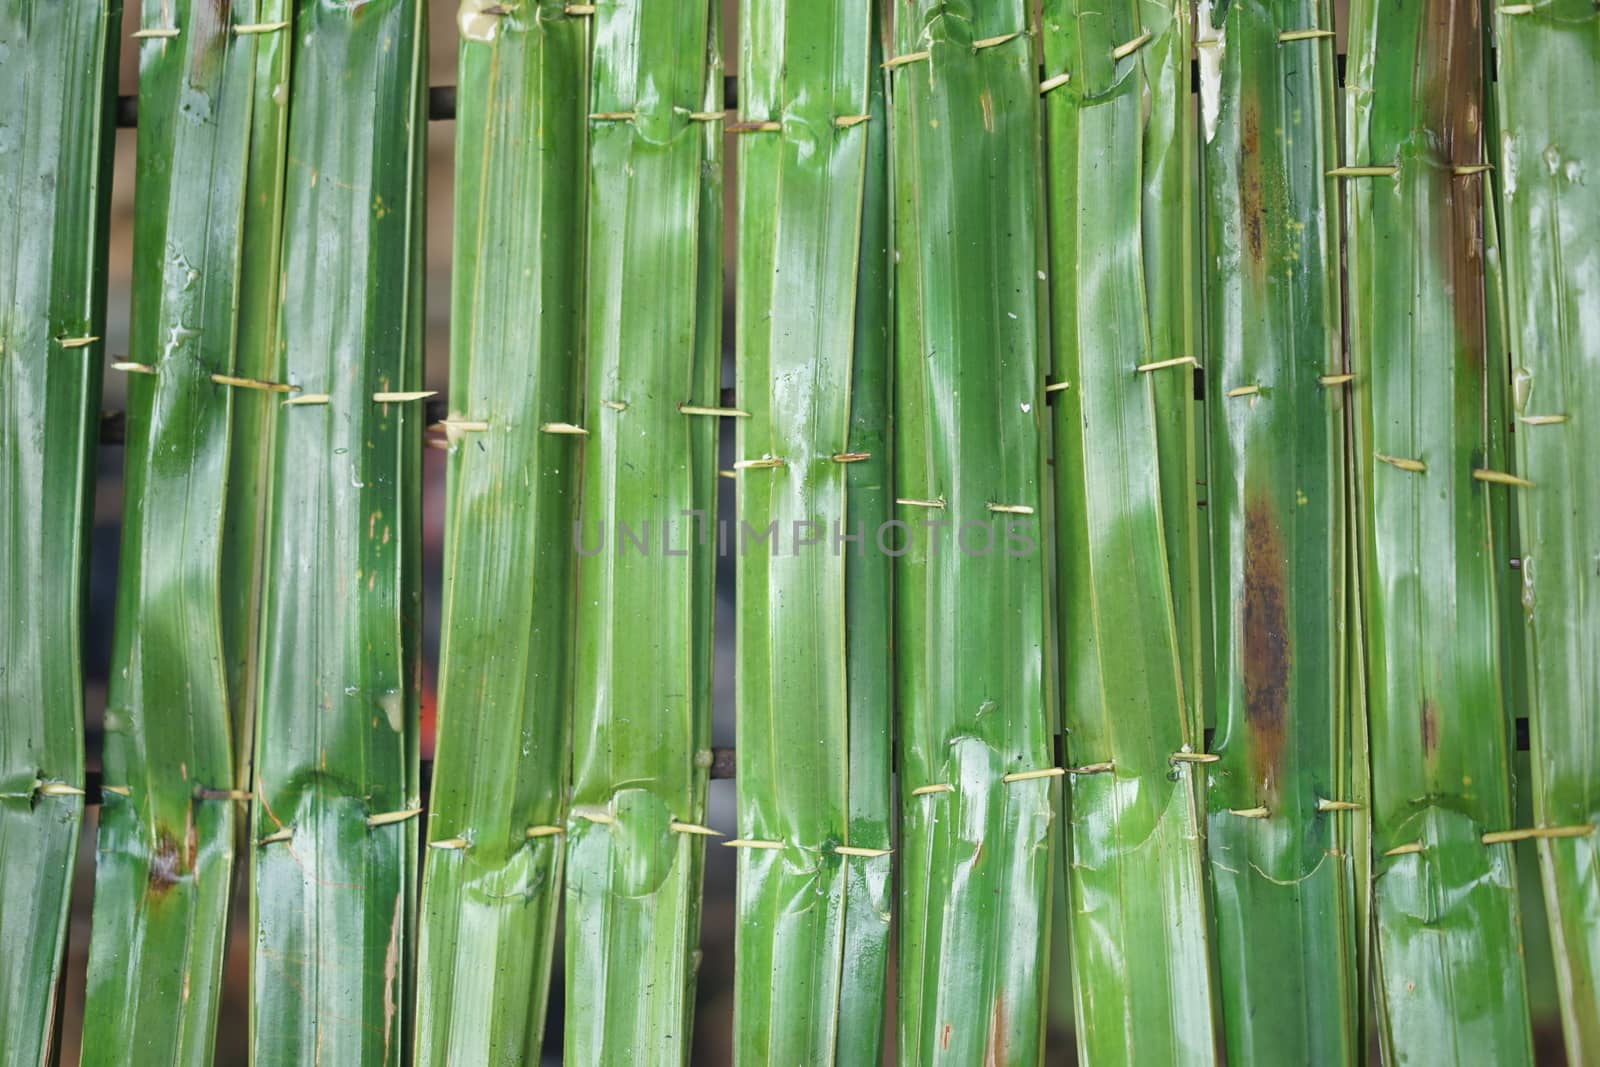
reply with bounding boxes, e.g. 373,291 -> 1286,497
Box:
1481,824 -> 1595,845
1472,468 -> 1536,488
1376,452 -> 1427,473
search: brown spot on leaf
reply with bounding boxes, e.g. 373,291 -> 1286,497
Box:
985,994 -> 1007,1065
1243,499 -> 1290,785
148,826 -> 184,895
1421,697 -> 1440,757
1240,101 -> 1266,273
1428,0 -> 1488,366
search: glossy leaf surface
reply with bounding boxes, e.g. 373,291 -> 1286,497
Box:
0,1 -> 118,1062
414,4 -> 588,1063
563,1 -> 721,1060
1197,1 -> 1359,1061
83,0 -> 263,1057
1493,1 -> 1600,1057
1041,0 -> 1221,1060
888,2 -> 1057,1060
249,0 -> 426,1060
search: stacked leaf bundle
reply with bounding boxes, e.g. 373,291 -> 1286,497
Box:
1344,0 -> 1533,1059
4,0 -> 1600,1061
414,4 -> 588,1066
1493,0 -> 1600,1058
0,2 -> 118,1064
1198,0 -> 1362,1061
83,0 -> 264,1058
731,0 -> 892,1062
249,0 -> 427,1063
1040,0 -> 1220,1060
561,0 -> 724,1060
887,1 -> 1058,1059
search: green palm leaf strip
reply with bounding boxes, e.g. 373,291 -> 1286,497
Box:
82,0 -> 268,1058
732,0 -> 890,1060
1197,0 -> 1359,1061
221,0 -> 294,794
1344,0 -> 1535,1059
564,0 -> 720,1060
414,4 -> 589,1063
1492,0 -> 1600,1056
249,0 -> 426,1060
1040,1 -> 1221,1060
836,18 -> 894,1062
0,1 -> 118,1063
888,3 -> 1057,1060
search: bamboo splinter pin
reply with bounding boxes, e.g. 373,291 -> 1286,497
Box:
725,839 -> 785,850
1002,768 -> 1066,783
526,825 -> 565,838
367,808 -> 422,828
669,821 -> 722,837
